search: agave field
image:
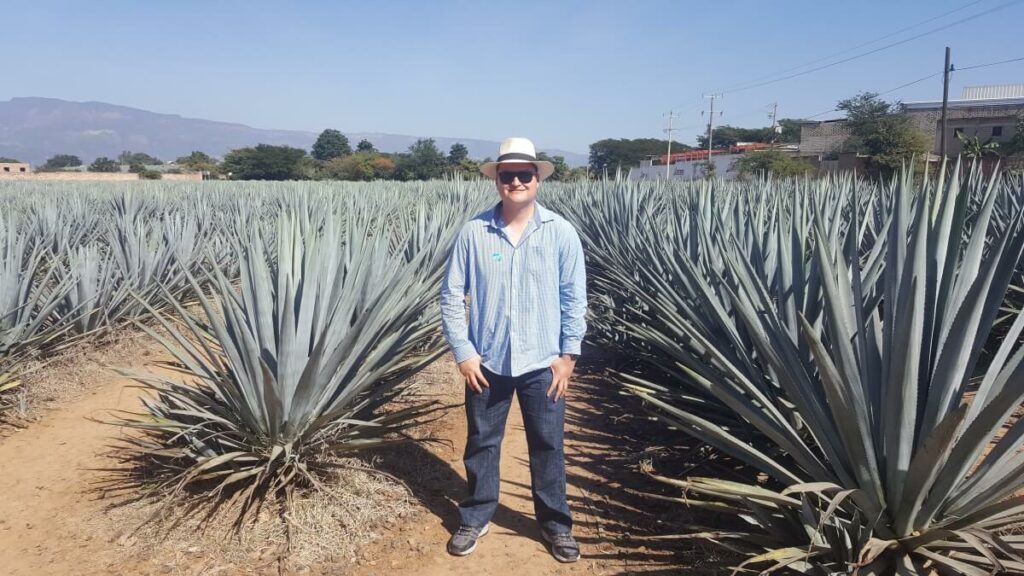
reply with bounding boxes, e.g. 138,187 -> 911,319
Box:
1,166 -> 1024,575
0,181 -> 484,514
555,163 -> 1024,575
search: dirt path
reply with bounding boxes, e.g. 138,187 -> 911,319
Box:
349,359 -> 702,576
0,354 -> 712,576
352,395 -> 601,576
0,371 -> 143,575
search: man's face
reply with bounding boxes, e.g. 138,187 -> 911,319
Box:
495,163 -> 539,206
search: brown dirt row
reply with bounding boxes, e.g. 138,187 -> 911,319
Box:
0,346 -> 728,575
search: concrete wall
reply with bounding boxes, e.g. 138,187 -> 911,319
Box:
162,173 -> 204,181
0,171 -> 202,182
628,153 -> 740,181
905,104 -> 1022,156
801,102 -> 1023,158
799,121 -> 852,156
0,162 -> 31,174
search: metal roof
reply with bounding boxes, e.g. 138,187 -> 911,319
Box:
962,84 -> 1024,99
903,96 -> 1024,110
902,84 -> 1024,110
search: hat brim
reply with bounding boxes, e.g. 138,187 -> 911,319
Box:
480,159 -> 555,181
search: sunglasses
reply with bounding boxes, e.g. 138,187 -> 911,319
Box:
498,170 -> 536,185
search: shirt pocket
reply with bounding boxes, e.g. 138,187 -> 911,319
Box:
526,244 -> 558,289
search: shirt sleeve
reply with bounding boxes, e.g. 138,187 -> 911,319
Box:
558,224 -> 588,356
440,228 -> 478,363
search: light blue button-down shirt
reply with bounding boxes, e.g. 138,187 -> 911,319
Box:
440,201 -> 588,377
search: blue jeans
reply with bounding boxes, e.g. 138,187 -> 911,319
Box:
458,366 -> 572,534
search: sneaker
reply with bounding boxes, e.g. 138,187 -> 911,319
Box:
447,523 -> 490,556
541,528 -> 580,563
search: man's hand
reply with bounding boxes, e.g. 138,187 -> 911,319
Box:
458,355 -> 490,394
547,354 -> 577,402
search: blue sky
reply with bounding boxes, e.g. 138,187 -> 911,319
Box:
3,0 -> 1022,153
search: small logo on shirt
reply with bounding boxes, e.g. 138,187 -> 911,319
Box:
491,252 -> 502,262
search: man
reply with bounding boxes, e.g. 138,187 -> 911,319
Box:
439,137 -> 587,563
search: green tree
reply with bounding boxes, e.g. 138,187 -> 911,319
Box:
42,154 -> 83,169
311,129 -> 351,161
454,158 -> 481,178
697,125 -> 774,149
118,151 -> 161,165
700,160 -> 716,180
0,157 -> 21,163
395,139 -> 447,180
356,139 -> 377,153
321,152 -> 396,181
955,132 -> 1000,159
567,166 -> 590,181
999,114 -> 1024,156
221,144 -> 312,180
589,138 -> 691,174
129,163 -> 162,179
537,151 -> 570,181
175,151 -> 220,174
836,92 -> 930,176
734,150 -> 814,179
89,157 -> 120,172
448,142 -> 469,165
777,119 -> 806,144
695,120 -> 806,148
837,92 -> 891,124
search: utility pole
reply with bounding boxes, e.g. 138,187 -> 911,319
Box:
940,46 -> 952,159
663,109 -> 678,180
704,94 -> 721,160
704,91 -> 720,171
768,102 -> 779,148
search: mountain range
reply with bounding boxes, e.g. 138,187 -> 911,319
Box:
0,97 -> 587,167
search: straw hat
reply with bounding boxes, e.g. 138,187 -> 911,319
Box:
479,137 -> 555,181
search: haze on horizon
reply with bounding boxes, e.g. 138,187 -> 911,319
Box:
2,0 -> 1023,153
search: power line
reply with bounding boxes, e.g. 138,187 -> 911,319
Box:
878,72 -> 945,97
801,53 -> 1024,121
719,0 -> 1022,95
716,0 -> 986,93
720,103 -> 780,123
957,55 -> 1024,71
802,72 -> 944,120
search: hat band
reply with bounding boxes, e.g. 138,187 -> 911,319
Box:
496,152 -> 537,162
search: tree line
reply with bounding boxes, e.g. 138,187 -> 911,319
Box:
28,131 -> 587,182
215,131 -> 588,181
33,151 -> 176,179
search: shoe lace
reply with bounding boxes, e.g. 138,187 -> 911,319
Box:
457,525 -> 479,537
552,532 -> 576,548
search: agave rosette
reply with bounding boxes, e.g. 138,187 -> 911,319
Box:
108,192 -> 475,522
0,215 -> 76,405
573,165 -> 1024,574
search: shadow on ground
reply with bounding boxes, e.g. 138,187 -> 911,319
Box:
373,349 -> 747,575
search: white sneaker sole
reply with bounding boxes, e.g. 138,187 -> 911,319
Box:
449,524 -> 490,557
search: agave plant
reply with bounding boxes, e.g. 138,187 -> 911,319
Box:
0,216 -> 73,407
109,197 -> 468,523
579,165 -> 1024,573
53,244 -> 134,335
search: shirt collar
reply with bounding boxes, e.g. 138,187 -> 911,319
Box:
489,202 -> 554,229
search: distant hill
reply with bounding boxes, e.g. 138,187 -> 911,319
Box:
0,97 -> 587,167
